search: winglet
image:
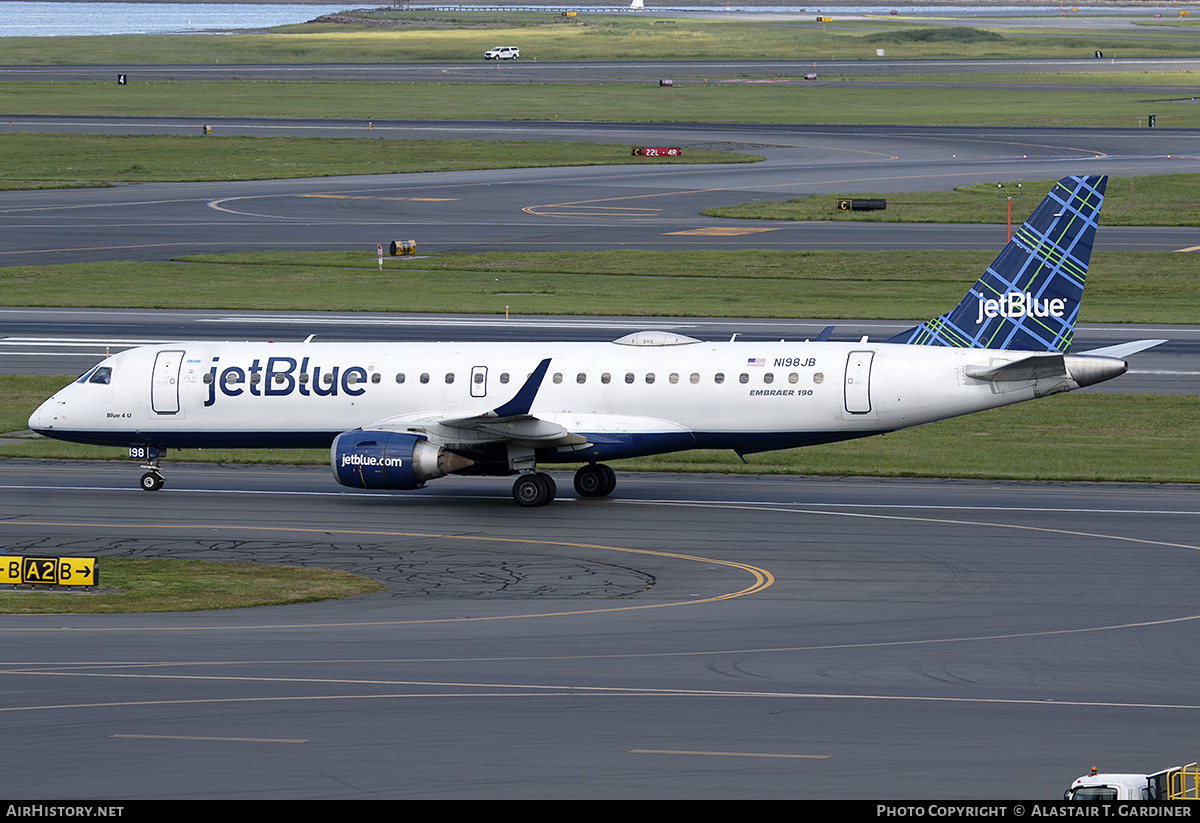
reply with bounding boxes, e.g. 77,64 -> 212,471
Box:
489,358 -> 551,418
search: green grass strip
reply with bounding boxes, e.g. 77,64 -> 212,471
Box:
0,250 -> 1194,324
3,80 -> 1198,127
4,14 -> 1200,63
4,388 -> 1197,484
703,175 -> 1200,227
0,133 -> 757,190
0,557 -> 384,614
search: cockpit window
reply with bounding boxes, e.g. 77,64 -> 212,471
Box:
88,367 -> 112,385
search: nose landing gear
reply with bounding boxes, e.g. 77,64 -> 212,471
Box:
132,445 -> 165,491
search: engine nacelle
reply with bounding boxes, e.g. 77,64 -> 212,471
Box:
331,430 -> 473,490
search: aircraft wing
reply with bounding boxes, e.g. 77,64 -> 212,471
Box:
430,357 -> 587,446
358,358 -> 586,448
357,356 -> 695,452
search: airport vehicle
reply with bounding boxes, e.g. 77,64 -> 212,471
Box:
28,175 -> 1162,506
1065,763 -> 1200,800
483,46 -> 519,60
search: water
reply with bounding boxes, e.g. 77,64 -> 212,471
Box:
0,2 -> 348,37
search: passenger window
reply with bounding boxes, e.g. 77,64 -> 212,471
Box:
789,373 -> 799,384
625,373 -> 635,384
601,373 -> 611,384
300,373 -> 310,384
322,373 -> 334,385
576,373 -> 586,384
500,373 -> 510,384
739,373 -> 749,384
275,374 -> 287,385
420,373 -> 430,384
764,373 -> 774,384
202,373 -> 213,384
714,373 -> 725,384
445,373 -> 454,384
669,373 -> 679,384
814,372 -> 824,384
250,373 -> 261,385
473,373 -> 484,384
645,373 -> 655,384
553,372 -> 563,384
690,373 -> 700,384
395,373 -> 405,384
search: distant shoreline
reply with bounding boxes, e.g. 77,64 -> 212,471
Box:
16,0 -> 1181,8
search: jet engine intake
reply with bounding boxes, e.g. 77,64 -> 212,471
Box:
331,430 -> 473,490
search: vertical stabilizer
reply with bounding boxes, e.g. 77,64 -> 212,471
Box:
887,175 -> 1107,352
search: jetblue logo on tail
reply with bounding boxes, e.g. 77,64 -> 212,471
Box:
886,175 -> 1106,353
975,292 -> 1066,325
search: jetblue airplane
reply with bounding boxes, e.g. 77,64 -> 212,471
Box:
28,175 -> 1161,506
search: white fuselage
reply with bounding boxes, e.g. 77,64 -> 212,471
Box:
29,338 -> 1064,465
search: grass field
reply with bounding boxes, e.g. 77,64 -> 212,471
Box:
4,79 -> 1198,128
0,557 -> 384,614
3,12 -> 1198,129
0,133 -> 757,190
704,174 -> 1200,226
0,249 -> 1192,323
4,386 -> 1197,485
4,13 -> 1200,63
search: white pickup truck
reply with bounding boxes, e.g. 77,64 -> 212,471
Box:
1065,763 -> 1199,800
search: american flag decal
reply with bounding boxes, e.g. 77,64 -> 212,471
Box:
747,357 -> 765,367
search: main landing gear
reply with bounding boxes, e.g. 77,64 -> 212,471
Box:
512,472 -> 556,507
573,463 -> 616,498
510,463 -> 617,507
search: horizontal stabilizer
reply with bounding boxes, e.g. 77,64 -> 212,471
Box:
967,353 -> 1128,389
966,354 -> 1066,383
1077,339 -> 1167,359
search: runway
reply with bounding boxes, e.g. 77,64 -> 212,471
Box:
3,460 -> 1200,798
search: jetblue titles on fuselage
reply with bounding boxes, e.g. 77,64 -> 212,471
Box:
204,356 -> 370,406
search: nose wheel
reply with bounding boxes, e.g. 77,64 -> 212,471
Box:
140,471 -> 164,492
134,446 -> 165,491
512,472 -> 556,507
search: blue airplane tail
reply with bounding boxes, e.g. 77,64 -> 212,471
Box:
886,174 -> 1107,352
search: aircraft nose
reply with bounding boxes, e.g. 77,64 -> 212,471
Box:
28,396 -> 60,432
